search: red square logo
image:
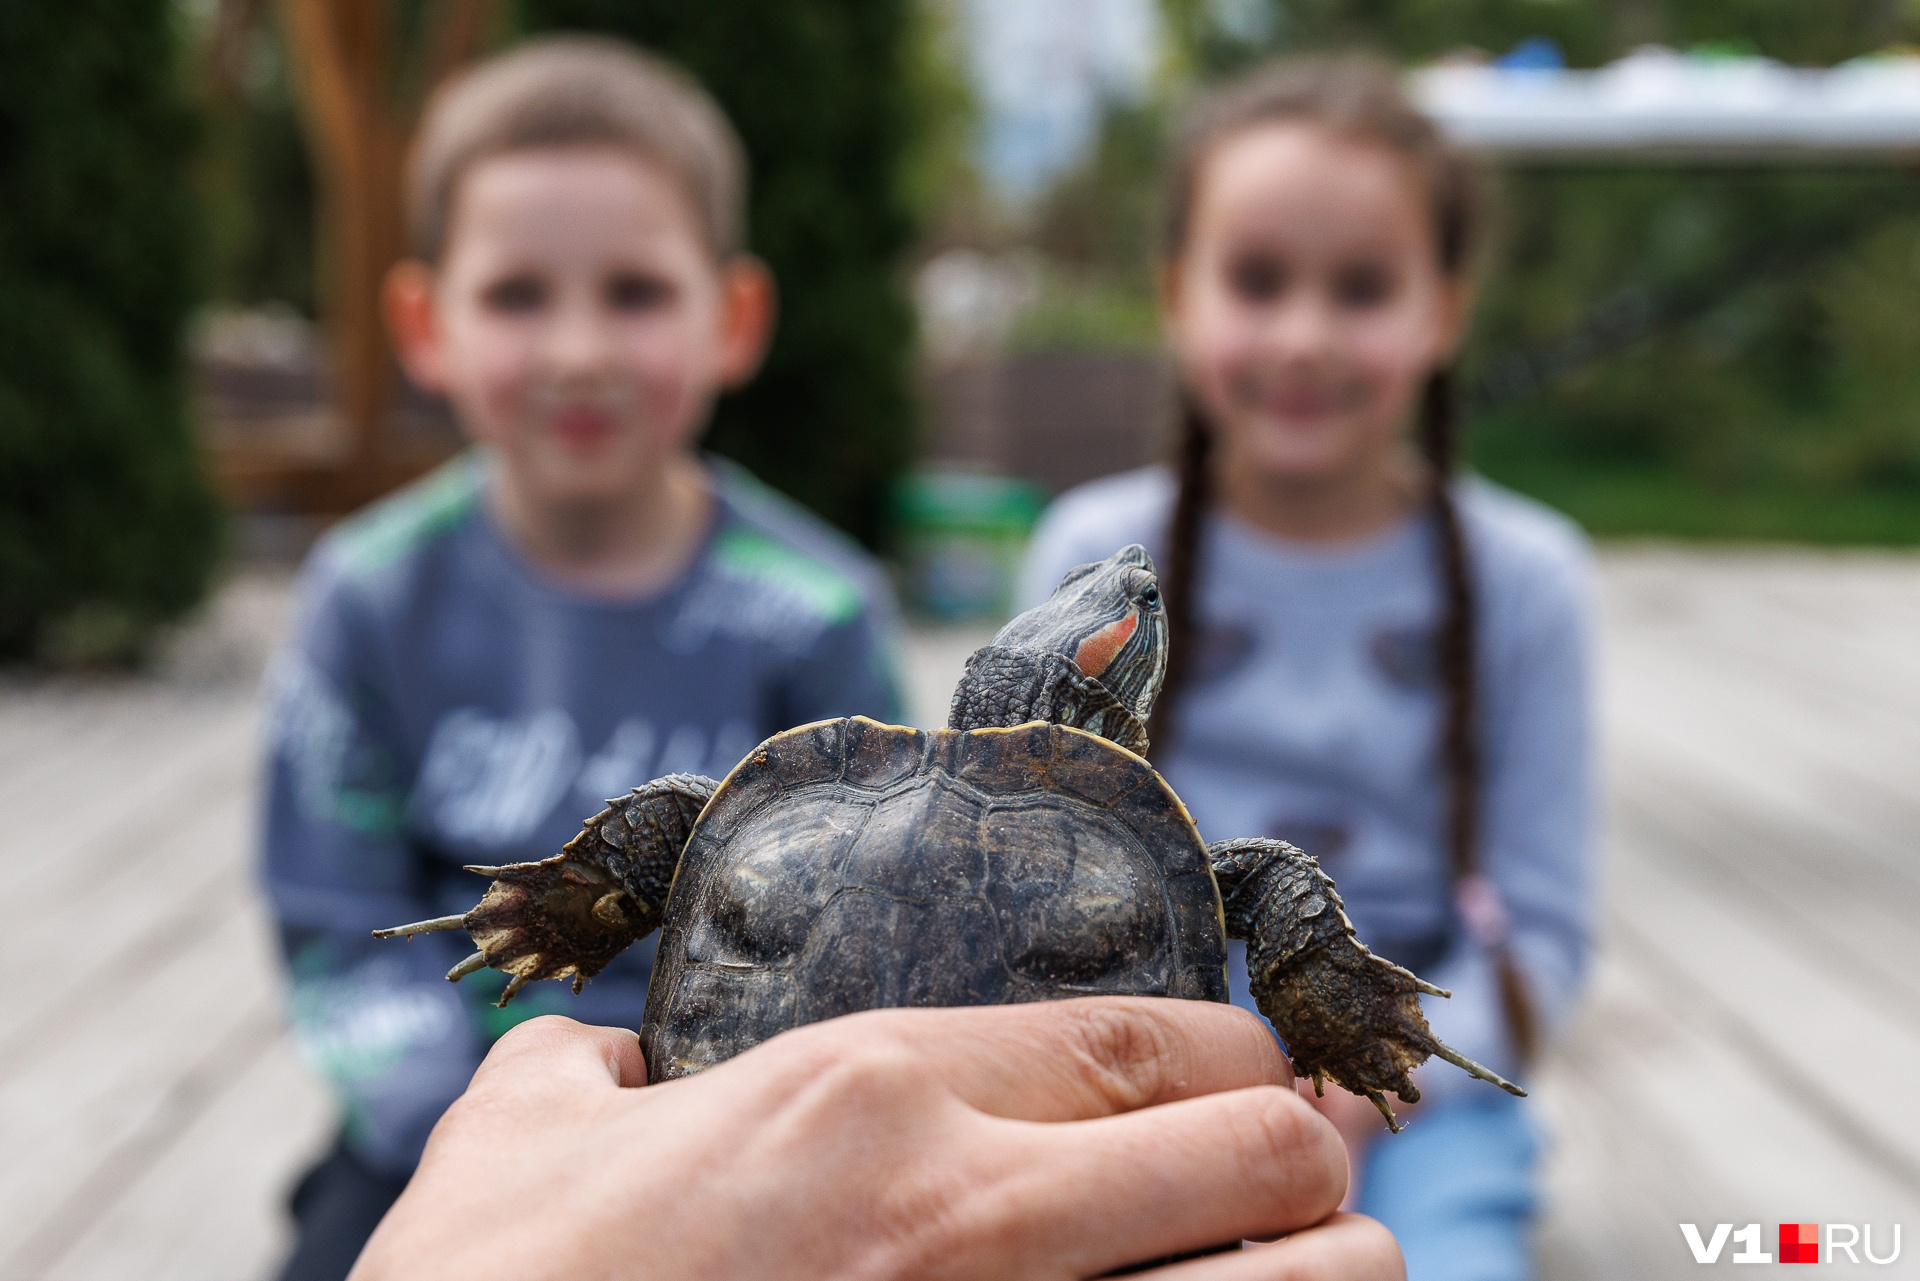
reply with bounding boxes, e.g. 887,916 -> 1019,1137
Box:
1780,1223 -> 1819,1263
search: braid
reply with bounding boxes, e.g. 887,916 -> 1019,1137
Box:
1146,395 -> 1212,756
1419,368 -> 1478,877
1420,368 -> 1538,1062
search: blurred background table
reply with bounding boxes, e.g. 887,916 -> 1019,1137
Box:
0,547 -> 1914,1279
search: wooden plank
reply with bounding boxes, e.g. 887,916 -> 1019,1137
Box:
0,681 -> 139,779
0,903 -> 281,1268
0,686 -> 235,818
1533,549 -> 1920,1280
1534,959 -> 1753,1281
0,741 -> 258,1064
1603,633 -> 1920,877
1602,552 -> 1920,694
1535,940 -> 1914,1280
1,703 -> 257,907
213,449 -> 455,515
0,869 -> 249,1084
2,1005 -> 287,1281
1611,769 -> 1920,1029
1593,834 -> 1920,1188
39,1034 -> 332,1281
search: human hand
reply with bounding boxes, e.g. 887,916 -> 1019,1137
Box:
352,1000 -> 1402,1280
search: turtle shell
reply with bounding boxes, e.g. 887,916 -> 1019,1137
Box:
640,715 -> 1229,1082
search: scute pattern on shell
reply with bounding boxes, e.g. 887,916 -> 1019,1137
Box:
639,717 -> 1227,1083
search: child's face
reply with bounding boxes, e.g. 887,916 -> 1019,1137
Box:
387,146 -> 772,508
1162,123 -> 1465,487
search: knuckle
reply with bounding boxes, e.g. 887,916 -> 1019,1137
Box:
489,1013 -> 578,1056
757,1016 -> 928,1110
1233,1086 -> 1339,1207
1060,1000 -> 1186,1111
806,1039 -> 925,1108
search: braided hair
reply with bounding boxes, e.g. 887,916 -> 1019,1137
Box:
1152,59 -> 1537,1061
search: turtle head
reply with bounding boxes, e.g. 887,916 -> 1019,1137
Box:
976,544 -> 1169,730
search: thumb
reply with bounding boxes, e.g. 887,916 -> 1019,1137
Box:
471,1015 -> 648,1095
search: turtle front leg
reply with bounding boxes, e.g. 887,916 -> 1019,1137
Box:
376,773 -> 718,1007
1207,837 -> 1524,1133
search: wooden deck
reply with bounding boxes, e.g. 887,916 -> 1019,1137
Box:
0,549 -> 1914,1279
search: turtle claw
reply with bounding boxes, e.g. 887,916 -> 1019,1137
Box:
498,972 -> 531,1008
1254,941 -> 1526,1118
1366,1090 -> 1403,1134
371,914 -> 467,940
1431,1040 -> 1525,1097
457,853 -> 651,1005
371,853 -> 652,1007
447,951 -> 489,982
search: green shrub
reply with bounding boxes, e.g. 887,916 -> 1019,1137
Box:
0,0 -> 222,662
518,0 -> 920,547
1467,168 -> 1920,504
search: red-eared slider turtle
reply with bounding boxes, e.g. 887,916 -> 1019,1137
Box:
379,545 -> 1522,1127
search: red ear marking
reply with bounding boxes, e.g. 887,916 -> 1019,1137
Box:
1073,612 -> 1138,678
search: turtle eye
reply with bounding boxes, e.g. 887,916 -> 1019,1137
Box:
1136,583 -> 1161,612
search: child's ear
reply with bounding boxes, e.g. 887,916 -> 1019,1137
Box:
716,256 -> 777,388
384,260 -> 449,393
1155,257 -> 1185,333
1436,273 -> 1478,362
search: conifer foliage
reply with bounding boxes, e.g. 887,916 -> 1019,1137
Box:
0,0 -> 222,661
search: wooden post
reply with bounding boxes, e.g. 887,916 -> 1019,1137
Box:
221,0 -> 496,512
278,0 -> 398,467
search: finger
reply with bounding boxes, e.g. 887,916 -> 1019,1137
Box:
779,997 -> 1292,1122
992,1084 -> 1345,1273
1149,1214 -> 1403,1280
469,1015 -> 647,1095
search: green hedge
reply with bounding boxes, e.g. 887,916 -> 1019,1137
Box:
1468,170 -> 1920,511
0,0 -> 221,662
518,0 -> 919,548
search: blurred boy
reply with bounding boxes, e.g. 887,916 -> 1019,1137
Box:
261,37 -> 903,1281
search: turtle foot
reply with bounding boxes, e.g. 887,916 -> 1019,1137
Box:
1252,943 -> 1524,1132
375,852 -> 651,1007
374,777 -> 712,1005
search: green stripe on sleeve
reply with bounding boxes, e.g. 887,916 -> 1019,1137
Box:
713,527 -> 864,626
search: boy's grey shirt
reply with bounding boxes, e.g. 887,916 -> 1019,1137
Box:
263,454 -> 903,1172
1020,467 -> 1594,1100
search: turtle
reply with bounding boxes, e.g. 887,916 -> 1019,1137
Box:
378,544 -> 1523,1128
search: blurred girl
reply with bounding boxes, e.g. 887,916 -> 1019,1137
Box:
1020,59 -> 1593,1281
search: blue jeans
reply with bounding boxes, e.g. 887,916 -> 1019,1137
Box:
1357,1092 -> 1540,1281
